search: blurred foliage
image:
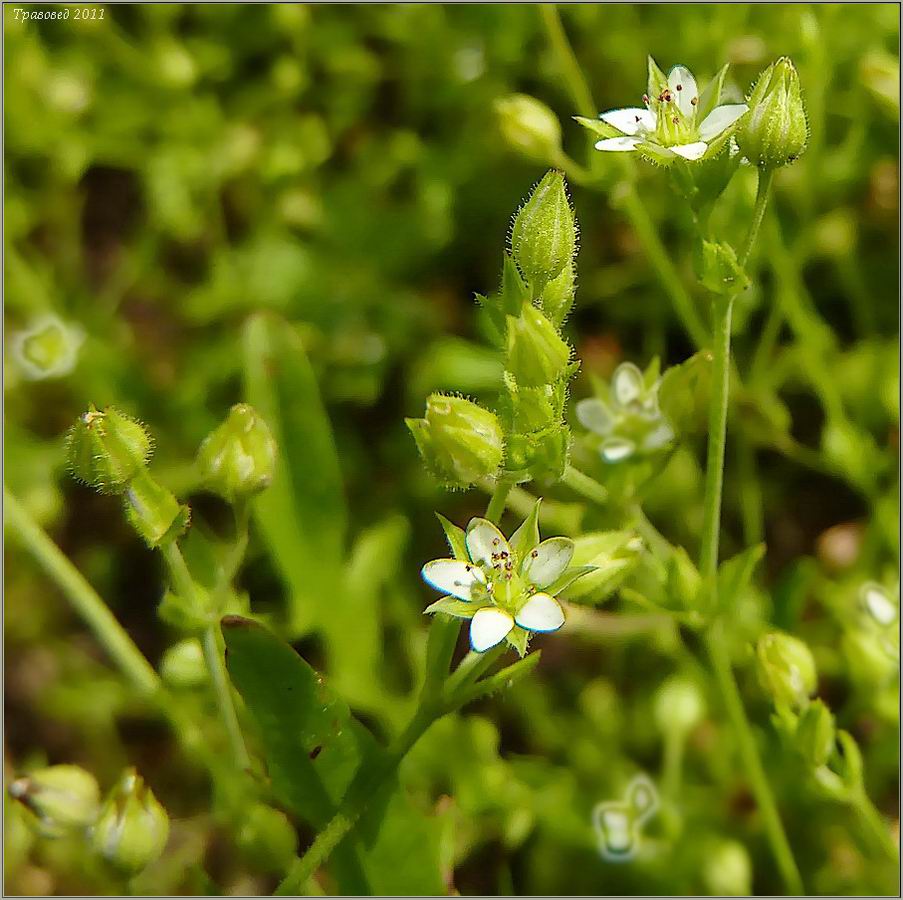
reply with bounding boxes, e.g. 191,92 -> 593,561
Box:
4,3 -> 899,896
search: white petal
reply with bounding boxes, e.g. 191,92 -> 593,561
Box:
612,362 -> 644,407
670,141 -> 708,161
594,136 -> 640,152
698,103 -> 748,141
598,107 -> 655,136
469,607 -> 515,652
667,65 -> 699,117
421,559 -> 485,601
465,518 -> 512,568
522,538 -> 575,588
515,593 -> 565,633
576,397 -> 615,436
601,437 -> 635,463
863,585 -> 897,626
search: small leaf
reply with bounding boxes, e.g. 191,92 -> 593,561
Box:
562,531 -> 643,604
545,565 -> 597,597
454,652 -> 541,707
716,544 -> 765,614
658,350 -> 714,436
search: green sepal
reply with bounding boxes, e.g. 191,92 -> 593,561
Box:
123,469 -> 190,548
697,63 -> 730,120
424,596 -> 487,618
436,512 -> 468,561
647,56 -> 669,98
545,565 -> 597,597
505,625 -> 530,657
573,116 -> 618,140
509,498 -> 541,562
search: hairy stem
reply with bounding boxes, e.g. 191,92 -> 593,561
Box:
485,476 -> 515,526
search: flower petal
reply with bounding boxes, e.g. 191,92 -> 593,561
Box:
667,65 -> 699,117
465,517 -> 512,568
421,559 -> 485,601
515,593 -> 565,633
601,437 -> 636,463
522,537 -> 575,588
612,362 -> 644,407
470,607 -> 515,652
670,141 -> 708,161
698,103 -> 748,141
576,397 -> 615,436
594,136 -> 641,152
598,107 -> 655,136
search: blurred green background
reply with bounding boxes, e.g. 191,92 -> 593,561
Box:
4,4 -> 899,896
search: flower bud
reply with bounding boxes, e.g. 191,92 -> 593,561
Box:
160,638 -> 206,688
66,406 -> 154,495
236,804 -> 298,875
91,769 -> 169,876
510,170 -> 576,293
756,631 -> 817,709
795,698 -> 836,768
9,765 -> 100,838
196,403 -> 276,504
702,839 -> 752,896
12,315 -> 84,381
494,94 -> 562,164
123,470 -> 190,548
653,675 -> 705,736
406,394 -> 504,488
506,304 -> 571,388
737,57 -> 808,169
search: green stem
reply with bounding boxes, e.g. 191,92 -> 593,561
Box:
852,789 -> 899,862
161,541 -> 250,770
485,477 -> 515,526
739,169 -> 773,267
5,487 -> 159,695
561,465 -> 608,505
538,5 -> 595,119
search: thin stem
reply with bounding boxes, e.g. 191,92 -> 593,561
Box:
561,465 -> 609,505
538,5 -> 595,118
161,541 -> 251,770
852,789 -> 900,862
739,168 -> 774,267
5,488 -> 159,695
485,477 -> 515,526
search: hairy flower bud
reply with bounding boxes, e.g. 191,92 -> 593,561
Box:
123,470 -> 190,548
510,170 -> 576,293
756,631 -> 817,709
91,769 -> 169,876
9,765 -> 100,838
737,57 -> 807,169
494,94 -> 562,164
506,304 -> 570,388
196,403 -> 276,504
66,406 -> 153,495
406,394 -> 503,488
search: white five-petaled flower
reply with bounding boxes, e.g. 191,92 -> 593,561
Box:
593,62 -> 748,162
421,511 -> 590,654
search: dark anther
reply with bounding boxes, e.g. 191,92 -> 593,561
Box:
676,84 -> 683,91
691,96 -> 698,106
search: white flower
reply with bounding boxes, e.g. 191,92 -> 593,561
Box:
590,62 -> 747,163
421,509 -> 592,654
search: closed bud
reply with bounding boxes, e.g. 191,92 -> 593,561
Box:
160,638 -> 206,688
756,631 -> 817,709
796,698 -> 836,768
123,470 -> 190,548
494,94 -> 562,164
506,304 -> 571,388
653,675 -> 705,736
406,394 -> 503,488
702,839 -> 752,897
66,405 -> 153,495
9,765 -> 100,839
196,403 -> 276,504
236,804 -> 298,875
91,769 -> 169,876
510,170 -> 577,293
737,57 -> 808,169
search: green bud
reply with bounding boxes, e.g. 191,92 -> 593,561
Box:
540,258 -> 576,327
12,315 -> 84,381
196,403 -> 276,504
406,394 -> 504,488
756,631 -> 817,709
702,839 -> 752,896
91,769 -> 169,876
494,94 -> 562,164
795,698 -> 836,768
66,406 -> 154,495
506,304 -> 571,388
123,470 -> 191,548
737,57 -> 808,169
506,423 -> 570,482
160,638 -> 207,688
9,765 -> 100,838
510,170 -> 577,293
653,675 -> 706,735
236,804 -> 298,875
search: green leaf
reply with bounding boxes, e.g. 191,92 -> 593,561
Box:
546,565 -> 597,597
223,616 -> 444,894
436,512 -> 468,561
562,531 -> 643,604
424,596 -> 484,618
509,498 -> 541,562
716,544 -> 765,614
242,313 -> 347,637
658,350 -> 714,436
454,651 -> 541,706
